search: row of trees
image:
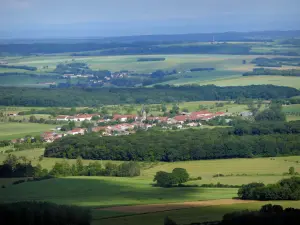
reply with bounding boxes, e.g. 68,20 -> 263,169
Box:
50,159 -> 140,177
0,154 -> 140,178
0,65 -> 37,71
0,85 -> 299,107
238,177 -> 300,200
243,68 -> 300,76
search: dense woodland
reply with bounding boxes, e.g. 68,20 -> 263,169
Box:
45,121 -> 300,161
0,85 -> 299,107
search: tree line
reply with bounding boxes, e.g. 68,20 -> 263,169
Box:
0,85 -> 299,107
0,154 -> 140,179
243,68 -> 300,76
0,64 -> 37,71
251,57 -> 300,67
44,128 -> 300,162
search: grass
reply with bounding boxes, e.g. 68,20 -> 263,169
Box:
0,122 -> 56,140
0,176 -> 237,207
283,104 -> 300,113
1,148 -> 299,185
94,201 -> 300,225
195,76 -> 300,89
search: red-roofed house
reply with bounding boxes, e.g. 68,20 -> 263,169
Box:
67,128 -> 86,135
174,115 -> 188,124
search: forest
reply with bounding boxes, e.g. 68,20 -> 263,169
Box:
0,85 -> 299,107
44,124 -> 300,161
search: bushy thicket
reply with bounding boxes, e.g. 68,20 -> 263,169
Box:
0,201 -> 91,225
0,85 -> 299,107
238,177 -> 300,200
154,168 -> 189,187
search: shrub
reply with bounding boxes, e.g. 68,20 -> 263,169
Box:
116,162 -> 141,177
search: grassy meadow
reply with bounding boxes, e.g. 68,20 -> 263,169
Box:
0,122 -> 56,140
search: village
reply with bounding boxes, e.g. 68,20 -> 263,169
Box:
40,109 -> 227,143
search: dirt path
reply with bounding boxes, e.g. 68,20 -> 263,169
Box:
98,199 -> 257,214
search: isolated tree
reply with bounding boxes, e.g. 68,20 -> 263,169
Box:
289,166 -> 295,175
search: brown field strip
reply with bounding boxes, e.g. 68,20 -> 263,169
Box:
98,199 -> 257,214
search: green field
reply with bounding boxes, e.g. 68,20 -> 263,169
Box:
195,75 -> 300,89
5,54 -> 259,73
2,54 -> 300,88
0,122 -> 56,140
1,148 -> 300,224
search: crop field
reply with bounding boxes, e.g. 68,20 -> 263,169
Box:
0,122 -> 56,140
4,54 -> 260,73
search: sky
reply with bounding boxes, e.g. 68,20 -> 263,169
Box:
1,0 -> 300,37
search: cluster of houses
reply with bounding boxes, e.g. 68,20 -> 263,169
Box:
62,74 -> 94,79
56,114 -> 98,122
39,110 -> 226,143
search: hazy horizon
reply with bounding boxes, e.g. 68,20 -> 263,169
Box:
1,0 -> 300,38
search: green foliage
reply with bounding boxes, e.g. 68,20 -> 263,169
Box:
154,168 -> 190,187
244,68 -> 300,77
45,128 -> 300,162
172,168 -> 189,184
153,171 -> 177,187
238,177 -> 300,200
0,85 -> 299,107
116,162 -> 140,177
0,201 -> 91,225
255,105 -> 286,122
289,166 -> 295,175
